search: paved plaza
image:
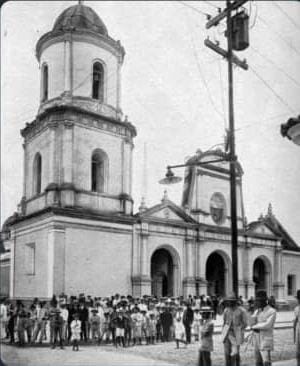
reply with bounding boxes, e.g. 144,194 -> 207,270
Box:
1,326 -> 297,366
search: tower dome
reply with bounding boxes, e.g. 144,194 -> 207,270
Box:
52,4 -> 108,36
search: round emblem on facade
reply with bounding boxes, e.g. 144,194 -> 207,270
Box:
210,192 -> 226,224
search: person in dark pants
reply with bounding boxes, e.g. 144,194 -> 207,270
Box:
160,307 -> 173,342
183,303 -> 194,344
7,305 -> 16,344
51,309 -> 64,349
78,303 -> 89,342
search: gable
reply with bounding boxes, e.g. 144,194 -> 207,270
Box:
137,200 -> 197,225
248,223 -> 276,237
148,206 -> 186,222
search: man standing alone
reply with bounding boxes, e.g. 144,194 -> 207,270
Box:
183,303 -> 194,344
250,291 -> 277,366
222,293 -> 247,366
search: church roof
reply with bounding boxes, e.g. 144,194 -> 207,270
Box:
247,206 -> 300,252
52,4 -> 108,36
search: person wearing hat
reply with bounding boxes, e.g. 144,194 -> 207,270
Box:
198,307 -> 214,366
293,289 -> 300,366
222,293 -> 248,366
250,290 -> 277,366
70,313 -> 81,351
90,308 -> 101,344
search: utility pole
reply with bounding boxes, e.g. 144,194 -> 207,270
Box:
205,0 -> 249,297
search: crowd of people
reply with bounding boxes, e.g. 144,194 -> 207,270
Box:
0,293 -> 226,350
0,290 -> 299,366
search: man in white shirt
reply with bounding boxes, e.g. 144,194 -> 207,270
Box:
250,291 -> 277,366
0,299 -> 8,339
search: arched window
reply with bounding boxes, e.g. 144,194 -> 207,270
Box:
92,62 -> 104,102
33,153 -> 42,195
42,64 -> 48,102
91,149 -> 108,193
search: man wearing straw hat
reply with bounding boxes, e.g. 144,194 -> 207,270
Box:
222,292 -> 248,366
250,290 -> 277,366
293,289 -> 300,366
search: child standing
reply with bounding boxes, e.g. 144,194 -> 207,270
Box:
174,315 -> 186,349
70,313 -> 81,351
198,307 -> 214,366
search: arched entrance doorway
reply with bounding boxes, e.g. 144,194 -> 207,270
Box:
151,249 -> 174,298
206,252 -> 228,297
253,257 -> 270,295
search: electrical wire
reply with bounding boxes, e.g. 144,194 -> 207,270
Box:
273,2 -> 300,32
250,45 -> 300,89
176,1 -> 211,18
249,1 -> 258,29
205,1 -> 220,10
218,51 -> 227,129
257,14 -> 300,57
249,66 -> 296,114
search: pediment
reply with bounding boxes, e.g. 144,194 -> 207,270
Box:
137,200 -> 196,224
247,221 -> 278,238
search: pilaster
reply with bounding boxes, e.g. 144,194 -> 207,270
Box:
47,224 -> 66,297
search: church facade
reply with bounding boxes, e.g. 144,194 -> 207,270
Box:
1,3 -> 300,302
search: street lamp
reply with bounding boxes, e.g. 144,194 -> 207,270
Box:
281,115 -> 300,146
159,156 -> 229,185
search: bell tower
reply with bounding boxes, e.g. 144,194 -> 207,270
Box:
20,3 -> 136,216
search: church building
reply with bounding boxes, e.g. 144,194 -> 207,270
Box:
1,3 -> 300,302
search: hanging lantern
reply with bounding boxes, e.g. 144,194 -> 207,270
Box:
232,10 -> 249,51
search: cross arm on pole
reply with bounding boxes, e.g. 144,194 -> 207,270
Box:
204,38 -> 248,70
206,0 -> 248,29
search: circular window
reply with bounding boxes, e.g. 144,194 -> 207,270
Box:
210,192 -> 226,225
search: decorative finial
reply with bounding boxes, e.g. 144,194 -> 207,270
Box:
78,0 -> 84,5
267,203 -> 273,217
124,115 -> 128,123
161,190 -> 169,203
139,197 -> 147,213
258,213 -> 264,221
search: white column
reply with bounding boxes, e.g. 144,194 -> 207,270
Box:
64,40 -> 72,93
22,143 -> 27,197
140,234 -> 148,276
62,122 -> 73,183
47,228 -> 55,298
9,236 -> 15,298
48,123 -> 57,183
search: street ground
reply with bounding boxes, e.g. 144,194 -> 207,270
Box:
1,327 -> 297,366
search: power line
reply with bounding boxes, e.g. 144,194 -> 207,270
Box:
250,45 -> 300,89
205,1 -> 220,10
273,2 -> 300,32
218,57 -> 227,129
257,14 -> 300,57
250,66 -> 296,114
176,1 -> 211,18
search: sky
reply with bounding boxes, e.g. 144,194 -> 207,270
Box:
1,1 -> 300,244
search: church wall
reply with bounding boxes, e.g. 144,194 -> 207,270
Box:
25,129 -> 51,200
64,226 -> 132,296
72,41 -> 118,108
73,125 -> 123,195
14,225 -> 49,298
40,42 -> 65,100
282,251 -> 300,299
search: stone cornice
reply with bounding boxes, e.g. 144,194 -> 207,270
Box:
36,29 -> 125,64
21,104 -> 137,142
